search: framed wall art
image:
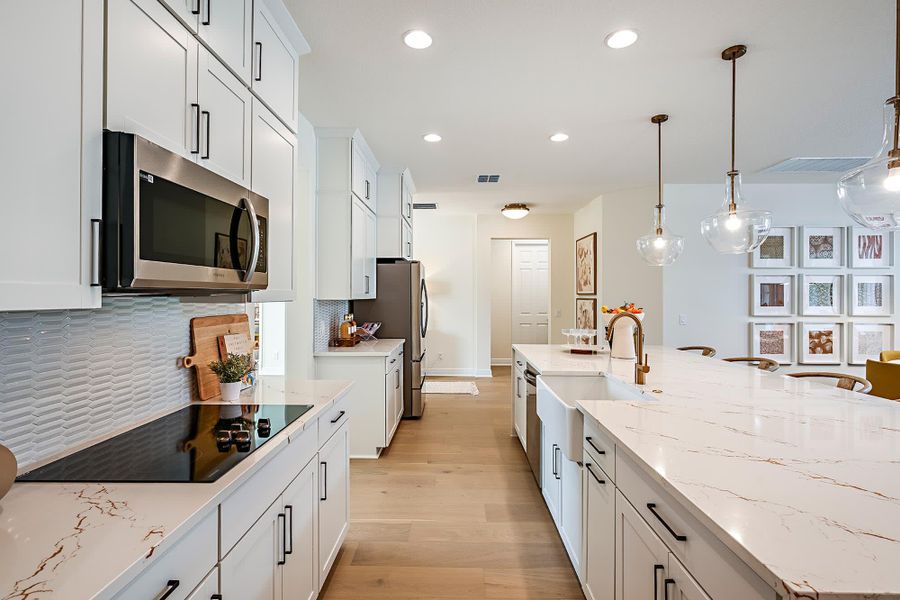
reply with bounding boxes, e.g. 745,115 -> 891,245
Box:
848,323 -> 895,365
750,226 -> 795,268
799,226 -> 844,268
799,322 -> 843,365
575,298 -> 597,329
576,233 -> 597,295
750,274 -> 795,316
849,274 -> 894,316
847,227 -> 894,268
749,322 -> 794,365
798,274 -> 843,316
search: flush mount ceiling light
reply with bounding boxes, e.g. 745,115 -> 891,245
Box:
423,133 -> 442,143
605,29 -> 638,49
501,203 -> 530,219
636,114 -> 684,266
699,45 -> 773,254
403,29 -> 433,49
837,0 -> 900,230
549,132 -> 569,142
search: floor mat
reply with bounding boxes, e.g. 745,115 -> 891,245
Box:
422,381 -> 480,396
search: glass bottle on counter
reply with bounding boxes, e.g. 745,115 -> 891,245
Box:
339,313 -> 354,340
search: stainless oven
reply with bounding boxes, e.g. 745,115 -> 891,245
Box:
102,132 -> 268,293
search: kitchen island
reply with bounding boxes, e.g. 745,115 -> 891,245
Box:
518,344 -> 900,599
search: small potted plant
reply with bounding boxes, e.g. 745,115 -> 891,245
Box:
208,353 -> 255,402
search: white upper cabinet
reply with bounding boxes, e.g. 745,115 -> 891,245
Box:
0,0 -> 103,311
351,140 -> 369,205
252,0 -> 300,132
250,99 -> 297,303
197,0 -> 253,84
107,0 -> 198,159
376,168 -> 415,259
197,46 -> 252,187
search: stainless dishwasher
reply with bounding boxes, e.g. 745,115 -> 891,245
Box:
524,365 -> 541,487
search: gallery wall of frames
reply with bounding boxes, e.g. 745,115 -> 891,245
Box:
748,226 -> 895,366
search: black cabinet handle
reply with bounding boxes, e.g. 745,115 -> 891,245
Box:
211,595 -> 222,600
158,580 -> 180,600
365,180 -> 370,199
554,446 -> 561,480
190,103 -> 200,154
330,410 -> 346,424
585,463 -> 605,485
201,0 -> 210,24
254,42 -> 263,81
201,110 -> 210,159
551,444 -> 558,477
585,436 -> 606,455
191,0 -> 200,15
664,578 -> 675,600
320,461 -> 328,501
285,504 -> 294,555
653,565 -> 664,600
90,219 -> 102,286
277,513 -> 286,565
647,503 -> 687,542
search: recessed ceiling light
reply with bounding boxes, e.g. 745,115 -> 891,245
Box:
605,29 -> 638,49
403,30 -> 433,49
549,132 -> 569,142
423,133 -> 442,143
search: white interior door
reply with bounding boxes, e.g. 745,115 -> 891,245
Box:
511,241 -> 550,344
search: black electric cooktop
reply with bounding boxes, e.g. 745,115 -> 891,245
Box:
16,403 -> 313,483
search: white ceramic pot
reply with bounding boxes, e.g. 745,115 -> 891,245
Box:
601,312 -> 645,360
220,381 -> 242,402
0,443 -> 16,502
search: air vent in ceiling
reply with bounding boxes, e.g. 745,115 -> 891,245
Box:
413,202 -> 437,210
759,157 -> 869,174
477,174 -> 501,183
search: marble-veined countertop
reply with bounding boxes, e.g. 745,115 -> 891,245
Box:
512,343 -> 609,375
0,377 -> 352,600
313,338 -> 404,357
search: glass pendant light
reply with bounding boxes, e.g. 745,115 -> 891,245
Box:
700,45 -> 773,253
637,114 -> 684,265
837,0 -> 900,230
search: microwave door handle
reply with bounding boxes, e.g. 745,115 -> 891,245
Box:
242,197 -> 260,283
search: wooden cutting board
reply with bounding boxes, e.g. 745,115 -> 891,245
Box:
181,314 -> 252,401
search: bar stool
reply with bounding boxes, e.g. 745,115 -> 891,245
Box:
866,360 -> 900,400
880,350 -> 900,362
786,372 -> 872,394
722,356 -> 780,372
677,345 -> 717,357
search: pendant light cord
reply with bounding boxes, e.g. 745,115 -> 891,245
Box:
656,119 -> 663,235
729,55 -> 738,212
893,0 -> 900,159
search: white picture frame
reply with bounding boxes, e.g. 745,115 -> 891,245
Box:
799,274 -> 843,316
849,274 -> 894,316
847,227 -> 894,268
750,275 -> 794,316
799,322 -> 843,365
848,323 -> 896,365
800,226 -> 844,268
750,226 -> 795,268
749,322 -> 794,365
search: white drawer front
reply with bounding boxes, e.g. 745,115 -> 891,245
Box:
318,393 -> 351,447
220,424 -> 317,557
615,453 -> 772,600
386,345 -> 403,373
112,511 -> 216,600
583,417 -> 616,483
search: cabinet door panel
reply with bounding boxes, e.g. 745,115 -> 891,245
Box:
668,555 -> 713,600
198,0 -> 252,83
221,500 -> 282,600
402,222 -> 413,260
250,100 -> 297,302
514,372 -> 526,448
364,208 -> 377,298
318,422 -> 350,586
252,1 -> 299,131
198,46 -> 251,186
584,463 -> 615,600
107,0 -> 198,158
559,453 -> 582,574
616,491 -> 669,600
350,198 -> 367,298
160,0 -> 199,32
401,175 -> 413,224
363,161 -> 378,212
351,140 -> 368,203
185,567 -> 218,600
282,459 -> 319,600
541,425 -> 561,525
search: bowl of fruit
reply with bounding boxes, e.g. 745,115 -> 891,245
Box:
601,302 -> 644,359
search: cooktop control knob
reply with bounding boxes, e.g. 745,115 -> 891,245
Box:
233,430 -> 252,452
215,430 -> 232,452
257,418 -> 271,437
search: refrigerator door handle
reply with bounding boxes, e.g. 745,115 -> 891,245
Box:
420,279 -> 429,338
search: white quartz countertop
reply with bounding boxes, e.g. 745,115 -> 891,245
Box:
0,377 -> 352,600
314,338 -> 404,357
513,343 -> 608,375
569,346 -> 900,599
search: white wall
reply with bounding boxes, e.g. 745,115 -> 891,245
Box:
490,239 -> 512,364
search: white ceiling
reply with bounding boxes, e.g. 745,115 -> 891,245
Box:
287,0 -> 895,214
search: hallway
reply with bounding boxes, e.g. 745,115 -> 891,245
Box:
319,367 -> 585,599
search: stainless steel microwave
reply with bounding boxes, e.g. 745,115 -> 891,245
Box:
102,132 -> 268,293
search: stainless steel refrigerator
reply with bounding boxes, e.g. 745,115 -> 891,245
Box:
353,260 -> 428,418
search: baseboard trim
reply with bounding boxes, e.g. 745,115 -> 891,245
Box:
491,358 -> 511,366
426,368 -> 495,378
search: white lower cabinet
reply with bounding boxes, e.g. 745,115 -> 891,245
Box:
541,426 -> 561,525
318,421 -> 350,586
281,460 -> 319,600
615,491 -> 670,600
541,425 -> 581,574
513,360 -> 526,449
186,567 -> 219,600
668,554 -> 712,600
221,497 -> 282,600
583,461 -> 614,600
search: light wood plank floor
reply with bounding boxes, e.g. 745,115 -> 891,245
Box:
319,367 -> 585,600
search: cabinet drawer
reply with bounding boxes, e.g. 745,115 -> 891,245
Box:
318,392 -> 351,447
112,511 -> 216,600
615,453 -> 772,600
386,345 -> 403,374
220,423 -> 317,557
583,418 -> 616,483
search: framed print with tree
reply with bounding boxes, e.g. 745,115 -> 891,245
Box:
750,226 -> 795,268
799,226 -> 844,268
799,274 -> 843,316
849,274 -> 894,316
750,274 -> 794,316
849,323 -> 896,365
799,322 -> 843,365
576,233 -> 597,295
575,298 -> 597,329
749,322 -> 794,365
848,227 -> 894,268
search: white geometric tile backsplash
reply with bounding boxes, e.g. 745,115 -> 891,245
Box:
0,297 -> 240,469
313,300 -> 349,351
